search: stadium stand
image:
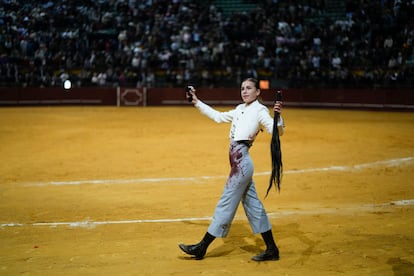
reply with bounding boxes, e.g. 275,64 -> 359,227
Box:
0,0 -> 413,89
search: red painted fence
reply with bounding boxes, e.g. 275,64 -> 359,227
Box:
0,87 -> 413,110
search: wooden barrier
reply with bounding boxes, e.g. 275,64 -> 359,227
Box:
0,87 -> 413,110
0,87 -> 117,106
145,87 -> 414,110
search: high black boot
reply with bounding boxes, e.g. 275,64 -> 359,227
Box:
251,230 -> 280,261
179,232 -> 215,260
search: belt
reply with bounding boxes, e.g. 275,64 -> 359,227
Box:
237,140 -> 252,147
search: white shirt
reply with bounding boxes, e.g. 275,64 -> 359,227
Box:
195,99 -> 284,142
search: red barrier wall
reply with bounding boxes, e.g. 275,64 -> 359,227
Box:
146,87 -> 414,110
0,87 -> 117,106
0,87 -> 413,110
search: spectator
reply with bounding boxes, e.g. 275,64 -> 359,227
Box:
0,0 -> 412,89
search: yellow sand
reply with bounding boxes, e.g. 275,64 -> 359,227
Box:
0,106 -> 413,275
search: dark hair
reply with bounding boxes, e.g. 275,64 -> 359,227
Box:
242,77 -> 259,89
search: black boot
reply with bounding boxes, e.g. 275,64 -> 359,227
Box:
251,230 -> 280,262
179,232 -> 215,260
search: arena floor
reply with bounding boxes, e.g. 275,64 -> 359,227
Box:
0,106 -> 413,275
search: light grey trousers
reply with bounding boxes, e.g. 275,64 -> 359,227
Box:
207,141 -> 272,238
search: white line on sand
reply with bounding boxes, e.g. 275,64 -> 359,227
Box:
3,157 -> 412,228
22,156 -> 414,187
1,199 -> 413,228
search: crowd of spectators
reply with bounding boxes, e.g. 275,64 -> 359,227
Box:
0,0 -> 413,89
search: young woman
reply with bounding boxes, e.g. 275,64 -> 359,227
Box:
179,78 -> 284,261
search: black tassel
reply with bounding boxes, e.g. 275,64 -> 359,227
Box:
266,91 -> 283,198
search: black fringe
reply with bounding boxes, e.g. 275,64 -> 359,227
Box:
266,92 -> 283,198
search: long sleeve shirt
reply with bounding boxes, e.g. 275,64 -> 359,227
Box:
195,99 -> 284,142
